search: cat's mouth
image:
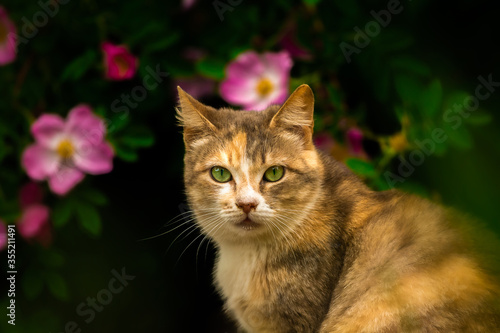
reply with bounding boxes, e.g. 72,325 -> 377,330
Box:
235,217 -> 261,231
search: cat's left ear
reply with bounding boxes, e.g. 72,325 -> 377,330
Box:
270,84 -> 315,147
176,86 -> 218,147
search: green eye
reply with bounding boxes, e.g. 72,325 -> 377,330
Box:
211,166 -> 232,183
264,166 -> 284,182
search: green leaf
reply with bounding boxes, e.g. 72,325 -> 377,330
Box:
143,33 -> 180,54
196,58 -> 226,80
114,144 -> 139,162
419,79 -> 442,117
465,112 -> 492,126
52,200 -> 74,227
334,0 -> 359,17
60,50 -> 97,81
79,188 -> 108,206
345,158 -> 377,178
40,250 -> 65,268
443,123 -> 473,150
45,272 -> 69,301
121,128 -> 155,148
75,203 -> 102,236
394,74 -> 423,104
390,56 -> 431,77
22,272 -> 44,300
396,181 -> 430,198
303,0 -> 322,5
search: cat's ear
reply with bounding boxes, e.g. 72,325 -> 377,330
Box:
176,86 -> 218,146
270,84 -> 315,147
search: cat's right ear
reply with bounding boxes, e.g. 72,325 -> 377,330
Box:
176,86 -> 218,147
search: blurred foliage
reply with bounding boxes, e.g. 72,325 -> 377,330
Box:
0,0 -> 499,332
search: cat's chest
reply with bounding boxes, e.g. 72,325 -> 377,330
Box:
215,245 -> 264,301
215,245 -> 272,331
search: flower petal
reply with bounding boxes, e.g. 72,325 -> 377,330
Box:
0,221 -> 6,251
19,182 -> 44,208
102,42 -> 138,80
48,167 -> 85,195
74,142 -> 114,175
18,204 -> 49,240
31,114 -> 65,148
226,51 -> 265,79
220,76 -> 260,105
0,6 -> 17,66
65,104 -> 107,146
22,144 -> 60,180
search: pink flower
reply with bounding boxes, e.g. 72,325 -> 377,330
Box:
176,76 -> 215,99
220,50 -> 293,111
0,220 -> 6,251
22,105 -> 114,195
346,128 -> 368,159
101,41 -> 138,81
0,6 -> 17,66
279,28 -> 312,61
182,0 -> 197,10
18,204 -> 52,247
17,182 -> 52,246
314,132 -> 336,153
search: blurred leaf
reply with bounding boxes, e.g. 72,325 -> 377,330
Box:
114,144 -> 139,162
394,74 -> 423,104
345,158 -> 377,178
396,181 -> 430,198
126,22 -> 164,47
390,56 -> 431,77
334,0 -> 360,17
80,188 -> 108,206
196,58 -> 226,80
52,199 -> 74,227
304,0 -> 322,5
22,272 -> 44,300
443,123 -> 473,150
419,79 -> 442,117
394,106 -> 405,121
45,272 -> 69,301
41,250 -> 65,268
465,112 -> 492,126
60,50 -> 97,81
121,128 -> 155,147
75,203 -> 102,236
327,84 -> 343,111
143,33 -> 180,54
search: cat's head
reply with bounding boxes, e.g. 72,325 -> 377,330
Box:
178,85 -> 324,245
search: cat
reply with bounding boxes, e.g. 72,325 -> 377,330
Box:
176,84 -> 500,332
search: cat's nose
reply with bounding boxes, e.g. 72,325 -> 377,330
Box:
236,201 -> 258,214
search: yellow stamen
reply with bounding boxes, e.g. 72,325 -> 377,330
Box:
56,140 -> 74,159
256,78 -> 273,97
0,22 -> 8,44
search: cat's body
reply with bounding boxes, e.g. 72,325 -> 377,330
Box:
177,85 -> 500,332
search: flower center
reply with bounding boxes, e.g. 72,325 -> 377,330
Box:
114,55 -> 130,76
56,140 -> 74,159
0,21 -> 8,44
256,78 -> 273,97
